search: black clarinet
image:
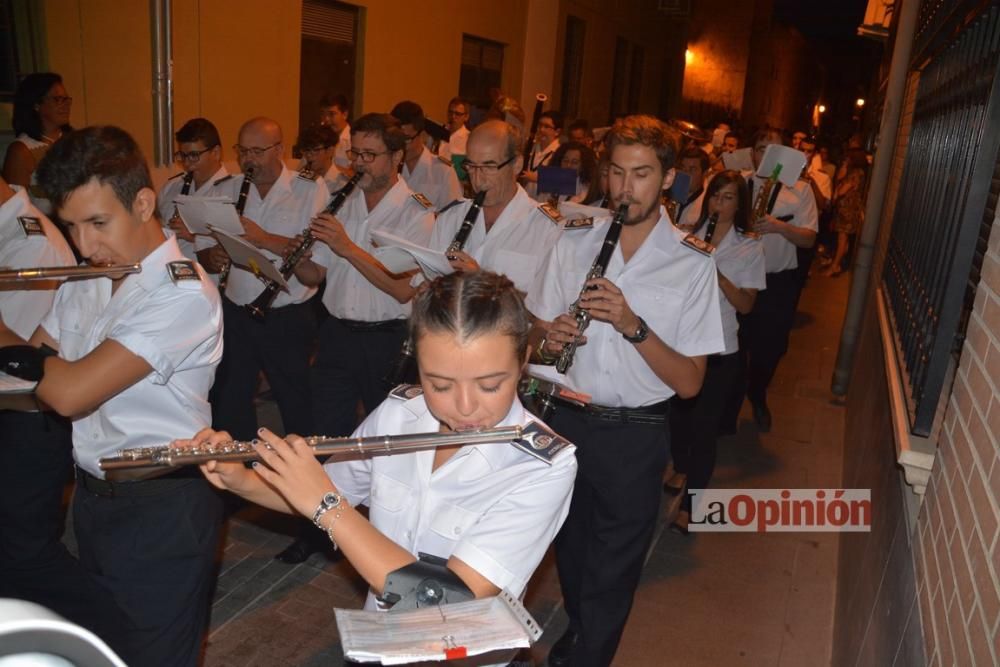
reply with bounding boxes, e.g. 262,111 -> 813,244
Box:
703,212 -> 720,244
245,172 -> 362,321
554,203 -> 629,374
522,93 -> 548,171
218,167 -> 254,294
385,192 -> 486,389
167,171 -> 194,228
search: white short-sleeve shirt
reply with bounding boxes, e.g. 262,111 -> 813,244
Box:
39,234 -> 223,478
425,186 -> 563,295
198,165 -> 329,307
0,187 -> 76,339
439,125 -> 469,159
157,166 -> 229,266
334,125 -> 352,170
526,209 -> 726,406
695,225 -> 767,355
401,148 -> 463,211
324,391 -> 577,609
312,179 -> 435,321
746,172 -> 819,273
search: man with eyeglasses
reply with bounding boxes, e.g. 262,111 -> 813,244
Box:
439,97 -> 470,160
198,117 -> 328,448
390,101 -> 462,210
520,110 -> 563,201
296,123 -> 348,194
319,93 -> 352,171
274,113 -> 436,564
157,118 -> 229,270
422,120 -> 565,296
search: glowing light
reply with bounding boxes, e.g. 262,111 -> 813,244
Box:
818,105 -> 827,113
685,49 -> 693,65
856,98 -> 866,107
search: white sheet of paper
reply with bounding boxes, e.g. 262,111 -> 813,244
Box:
0,371 -> 37,395
336,590 -> 541,665
722,147 -> 754,172
174,195 -> 244,236
558,201 -> 609,221
212,229 -> 288,289
756,145 -> 808,187
371,229 -> 455,278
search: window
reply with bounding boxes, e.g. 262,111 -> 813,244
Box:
560,16 -> 585,120
459,35 -> 505,111
0,0 -> 44,103
628,44 -> 644,113
298,0 -> 360,136
609,37 -> 629,121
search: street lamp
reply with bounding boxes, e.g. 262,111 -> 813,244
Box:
856,98 -> 865,108
819,104 -> 827,113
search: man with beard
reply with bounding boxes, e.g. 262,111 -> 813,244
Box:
527,115 -> 725,666
276,113 -> 435,563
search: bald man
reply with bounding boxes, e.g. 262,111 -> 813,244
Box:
198,117 -> 329,442
423,120 -> 567,295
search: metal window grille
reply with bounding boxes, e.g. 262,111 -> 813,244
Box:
881,0 -> 1000,435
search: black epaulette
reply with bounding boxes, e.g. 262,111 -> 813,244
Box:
166,260 -> 201,285
563,217 -> 594,230
167,172 -> 186,181
18,216 -> 44,236
682,234 -> 714,256
410,192 -> 433,210
512,421 -> 574,465
437,154 -> 453,167
436,198 -> 465,216
389,384 -> 424,401
538,202 -> 563,224
213,174 -> 234,187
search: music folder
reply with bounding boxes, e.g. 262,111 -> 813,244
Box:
174,195 -> 245,236
370,229 -> 455,279
722,147 -> 754,172
757,145 -> 808,187
667,171 -> 692,203
211,229 -> 289,289
537,166 -> 578,196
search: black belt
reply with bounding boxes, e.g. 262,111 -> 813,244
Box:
551,397 -> 670,425
334,317 -> 407,332
75,466 -> 200,498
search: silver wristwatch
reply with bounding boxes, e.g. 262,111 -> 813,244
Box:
622,316 -> 649,344
312,491 -> 343,529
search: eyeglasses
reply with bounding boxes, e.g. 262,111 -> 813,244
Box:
347,149 -> 389,163
300,145 -> 332,155
44,95 -> 73,105
174,146 -> 216,162
463,155 -> 517,175
402,133 -> 421,144
232,142 -> 280,158
447,108 -> 468,117
538,122 -> 556,130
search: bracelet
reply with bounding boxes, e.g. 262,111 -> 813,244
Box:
318,507 -> 346,551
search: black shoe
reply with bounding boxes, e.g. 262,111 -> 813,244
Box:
274,537 -> 318,564
751,401 -> 772,433
547,628 -> 578,666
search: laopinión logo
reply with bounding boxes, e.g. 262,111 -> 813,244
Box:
688,489 -> 871,532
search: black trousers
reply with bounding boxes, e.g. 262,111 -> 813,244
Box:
736,268 -> 801,406
73,475 -> 223,667
0,411 -> 130,650
669,353 -> 740,512
211,297 -> 317,441
310,316 -> 408,437
551,409 -> 670,667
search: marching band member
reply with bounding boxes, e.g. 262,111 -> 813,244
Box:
319,93 -> 353,171
438,96 -> 471,160
296,123 -> 348,194
0,126 -> 224,666
666,171 -> 765,534
156,118 -> 229,267
673,146 -> 710,228
199,117 -> 328,443
520,110 -> 563,200
277,113 -> 435,564
391,100 -> 463,210
527,115 -> 725,666
730,129 -> 818,433
184,271 -> 577,664
426,120 -> 566,295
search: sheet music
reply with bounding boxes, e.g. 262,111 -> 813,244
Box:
174,195 -> 244,236
370,229 -> 455,279
336,590 -> 541,664
212,229 -> 289,288
0,371 -> 37,394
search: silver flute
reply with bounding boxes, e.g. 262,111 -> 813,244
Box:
99,425 -> 524,474
0,264 -> 142,281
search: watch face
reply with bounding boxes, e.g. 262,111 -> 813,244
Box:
322,492 -> 341,507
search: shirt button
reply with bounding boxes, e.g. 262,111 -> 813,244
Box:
405,530 -> 412,539
453,526 -> 461,535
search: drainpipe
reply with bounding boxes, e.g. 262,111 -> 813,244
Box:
831,0 -> 921,395
151,0 -> 172,167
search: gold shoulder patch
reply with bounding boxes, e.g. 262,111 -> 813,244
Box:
538,201 -> 563,224
389,384 -> 424,401
682,234 -> 715,256
410,192 -> 433,209
563,216 -> 594,230
512,421 -> 575,464
18,216 -> 44,237
167,260 -> 201,284
168,171 -> 186,181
